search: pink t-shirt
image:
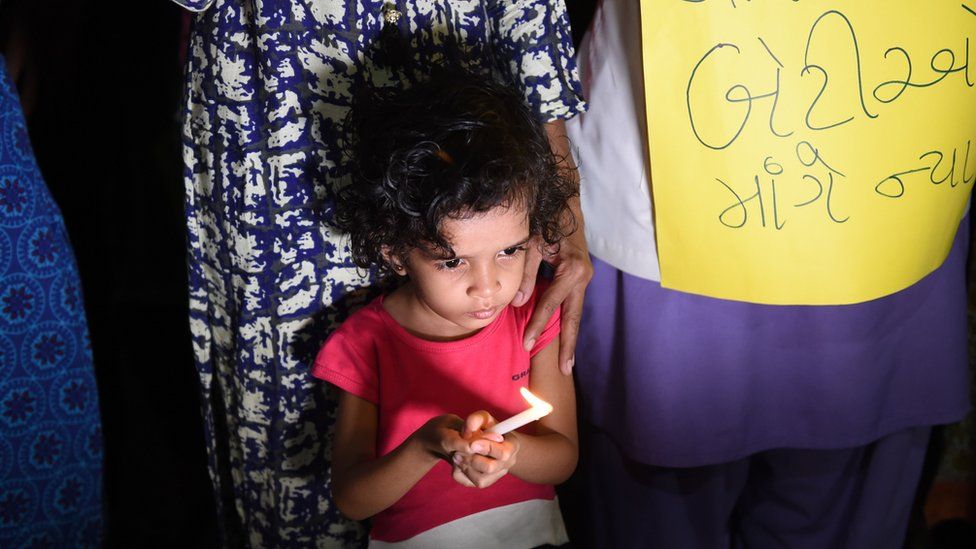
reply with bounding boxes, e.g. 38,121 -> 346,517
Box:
312,290 -> 560,543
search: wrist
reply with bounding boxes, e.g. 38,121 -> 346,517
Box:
506,431 -> 522,456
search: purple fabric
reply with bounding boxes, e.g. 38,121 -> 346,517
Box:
582,425 -> 930,548
577,220 -> 969,467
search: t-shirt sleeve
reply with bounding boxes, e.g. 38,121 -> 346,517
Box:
521,280 -> 561,357
485,0 -> 587,122
312,331 -> 379,404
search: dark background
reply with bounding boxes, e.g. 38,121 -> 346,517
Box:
2,1 -> 216,546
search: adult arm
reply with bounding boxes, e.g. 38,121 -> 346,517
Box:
483,0 -> 592,374
514,119 -> 592,375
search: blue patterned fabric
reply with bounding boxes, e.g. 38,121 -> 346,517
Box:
0,59 -> 103,547
176,1 -> 584,546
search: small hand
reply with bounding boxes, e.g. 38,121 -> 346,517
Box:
450,411 -> 520,489
416,414 -> 468,460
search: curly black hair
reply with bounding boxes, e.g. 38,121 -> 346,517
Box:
337,70 -> 578,276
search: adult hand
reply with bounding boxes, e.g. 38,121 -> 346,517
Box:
512,120 -> 593,375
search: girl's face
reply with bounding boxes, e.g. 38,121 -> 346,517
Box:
401,205 -> 531,339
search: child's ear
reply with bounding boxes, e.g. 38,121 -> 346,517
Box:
381,246 -> 407,276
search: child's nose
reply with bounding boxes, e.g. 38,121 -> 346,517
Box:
467,265 -> 502,299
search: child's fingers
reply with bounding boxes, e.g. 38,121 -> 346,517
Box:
440,414 -> 465,432
469,440 -> 515,464
440,433 -> 471,458
482,432 -> 504,443
463,410 -> 496,437
451,461 -> 477,488
452,453 -> 502,489
456,456 -> 508,488
435,416 -> 473,457
463,464 -> 509,489
467,454 -> 499,476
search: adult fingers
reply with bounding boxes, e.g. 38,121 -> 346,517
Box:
512,238 -> 543,307
521,278 -> 562,353
522,242 -> 592,371
557,286 -> 584,374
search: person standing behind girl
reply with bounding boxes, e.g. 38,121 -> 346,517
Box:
173,2 -> 588,543
311,71 -> 579,548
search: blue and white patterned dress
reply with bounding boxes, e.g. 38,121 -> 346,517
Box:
172,1 -> 584,546
0,58 -> 103,547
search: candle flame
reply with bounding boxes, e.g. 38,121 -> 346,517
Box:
519,387 -> 553,414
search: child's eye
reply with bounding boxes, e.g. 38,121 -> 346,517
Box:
439,258 -> 462,270
500,246 -> 526,257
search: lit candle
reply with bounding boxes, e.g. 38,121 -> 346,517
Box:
487,387 -> 553,435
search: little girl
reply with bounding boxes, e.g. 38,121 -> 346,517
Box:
312,71 -> 579,548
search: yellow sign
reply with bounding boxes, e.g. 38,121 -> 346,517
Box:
642,0 -> 975,304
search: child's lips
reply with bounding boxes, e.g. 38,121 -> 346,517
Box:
467,307 -> 497,320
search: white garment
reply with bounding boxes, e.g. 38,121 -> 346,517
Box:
567,0 -> 660,282
368,498 -> 568,549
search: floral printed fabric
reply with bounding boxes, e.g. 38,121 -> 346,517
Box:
176,1 -> 584,546
0,60 -> 103,547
